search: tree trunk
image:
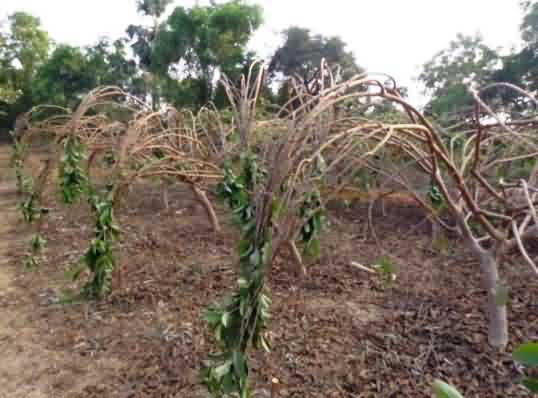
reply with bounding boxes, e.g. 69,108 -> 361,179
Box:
162,181 -> 169,211
479,251 -> 508,349
429,218 -> 441,251
191,184 -> 220,234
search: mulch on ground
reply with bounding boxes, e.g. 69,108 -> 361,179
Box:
4,178 -> 538,398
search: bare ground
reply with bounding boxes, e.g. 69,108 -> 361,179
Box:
1,145 -> 537,397
0,148 -> 122,398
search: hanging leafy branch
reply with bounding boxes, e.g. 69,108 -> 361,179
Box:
58,134 -> 88,204
73,186 -> 120,299
16,154 -> 50,269
297,188 -> 324,257
66,128 -> 117,299
203,153 -> 271,398
19,190 -> 45,223
9,130 -> 32,194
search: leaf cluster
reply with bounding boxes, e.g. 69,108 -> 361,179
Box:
77,188 -> 120,299
58,135 -> 88,204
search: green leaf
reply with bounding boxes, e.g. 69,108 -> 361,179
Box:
213,360 -> 232,380
513,342 -> 538,366
249,248 -> 261,267
221,312 -> 231,327
259,293 -> 271,308
272,198 -> 284,218
373,255 -> 395,279
240,385 -> 251,398
205,310 -> 222,325
214,324 -> 223,342
432,380 -> 464,398
221,372 -> 236,394
238,277 -> 249,289
259,334 -> 271,352
261,242 -> 272,266
305,238 -> 321,257
522,377 -> 538,393
238,240 -> 253,259
232,350 -> 246,382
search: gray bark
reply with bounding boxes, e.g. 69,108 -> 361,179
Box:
478,250 -> 508,349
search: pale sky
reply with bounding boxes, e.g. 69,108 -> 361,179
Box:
1,0 -> 525,103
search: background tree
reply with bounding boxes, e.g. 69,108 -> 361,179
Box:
490,1 -> 538,97
31,45 -> 93,107
32,41 -> 141,109
418,33 -> 500,121
152,0 -> 263,108
85,39 -> 141,92
0,12 -> 50,130
0,29 -> 20,106
126,0 -> 174,110
269,26 -> 362,102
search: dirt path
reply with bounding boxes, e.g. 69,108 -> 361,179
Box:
0,149 -> 17,286
0,146 -> 60,398
0,146 -> 122,398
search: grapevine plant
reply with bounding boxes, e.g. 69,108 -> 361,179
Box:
68,185 -> 120,299
298,188 -> 324,257
61,133 -> 121,298
204,152 -> 326,397
34,132 -> 120,298
18,179 -> 49,268
19,134 -> 90,270
23,234 -> 47,270
13,132 -> 49,268
297,154 -> 326,258
58,135 -> 88,204
9,131 -> 32,194
19,190 -> 46,224
203,153 -> 272,398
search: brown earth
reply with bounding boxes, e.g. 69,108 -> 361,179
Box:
0,145 -> 537,397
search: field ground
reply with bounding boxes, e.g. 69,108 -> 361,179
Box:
0,144 -> 537,397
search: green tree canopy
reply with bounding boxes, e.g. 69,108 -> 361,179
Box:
0,12 -> 50,128
269,27 -> 361,88
418,33 -> 501,118
32,44 -> 92,107
86,39 -> 143,93
152,0 -> 263,107
497,1 -> 538,93
32,40 -> 141,108
136,0 -> 173,20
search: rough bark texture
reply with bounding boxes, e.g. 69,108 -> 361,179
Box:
479,250 -> 508,349
429,218 -> 441,251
